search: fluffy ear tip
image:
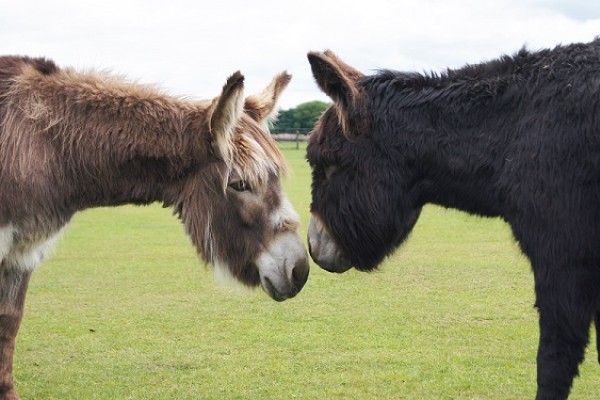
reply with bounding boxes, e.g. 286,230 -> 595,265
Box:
278,71 -> 292,86
307,51 -> 321,62
308,49 -> 335,59
225,71 -> 245,88
307,51 -> 334,72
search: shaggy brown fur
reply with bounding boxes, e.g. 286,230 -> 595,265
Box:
0,56 -> 307,399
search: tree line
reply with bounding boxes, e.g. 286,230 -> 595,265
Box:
272,101 -> 329,133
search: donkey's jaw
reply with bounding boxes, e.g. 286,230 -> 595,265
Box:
307,215 -> 352,273
255,231 -> 309,301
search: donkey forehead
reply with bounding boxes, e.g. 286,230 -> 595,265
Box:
230,115 -> 287,187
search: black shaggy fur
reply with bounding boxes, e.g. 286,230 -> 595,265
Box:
307,39 -> 600,399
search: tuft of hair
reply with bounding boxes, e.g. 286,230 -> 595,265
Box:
212,258 -> 254,295
229,115 -> 289,192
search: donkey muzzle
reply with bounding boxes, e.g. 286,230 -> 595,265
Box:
307,215 -> 352,273
256,231 -> 309,301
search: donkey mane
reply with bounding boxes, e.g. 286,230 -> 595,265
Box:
363,38 -> 600,107
5,59 -> 206,167
368,50 -> 529,89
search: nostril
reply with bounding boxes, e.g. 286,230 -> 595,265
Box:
291,258 -> 310,291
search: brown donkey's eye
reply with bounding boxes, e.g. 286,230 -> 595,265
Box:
229,180 -> 251,192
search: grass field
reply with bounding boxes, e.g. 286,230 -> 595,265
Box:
16,144 -> 598,399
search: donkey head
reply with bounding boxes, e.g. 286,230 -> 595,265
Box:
177,72 -> 309,301
306,51 -> 422,273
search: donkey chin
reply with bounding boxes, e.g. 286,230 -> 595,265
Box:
307,216 -> 352,273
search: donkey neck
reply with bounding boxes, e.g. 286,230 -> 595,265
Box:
391,100 -> 512,217
58,103 -> 211,210
8,67 -> 213,210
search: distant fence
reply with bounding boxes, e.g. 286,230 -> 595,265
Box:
271,129 -> 311,149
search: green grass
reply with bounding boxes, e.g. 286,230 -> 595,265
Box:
15,144 -> 598,399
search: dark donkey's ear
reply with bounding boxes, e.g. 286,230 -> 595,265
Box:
245,71 -> 292,125
307,50 -> 366,139
209,71 -> 245,168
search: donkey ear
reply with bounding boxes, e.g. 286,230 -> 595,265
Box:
307,50 -> 366,139
244,71 -> 292,125
209,71 -> 245,165
322,50 -> 365,81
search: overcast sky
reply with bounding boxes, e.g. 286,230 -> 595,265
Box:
1,0 -> 599,109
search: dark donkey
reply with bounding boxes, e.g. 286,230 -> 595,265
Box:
0,56 -> 309,399
306,39 -> 600,399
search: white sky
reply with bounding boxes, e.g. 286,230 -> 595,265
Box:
1,0 -> 599,109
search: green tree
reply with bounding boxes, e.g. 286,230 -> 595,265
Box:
273,101 -> 329,132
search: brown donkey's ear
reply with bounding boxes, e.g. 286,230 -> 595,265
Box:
244,71 -> 292,125
209,71 -> 245,167
307,50 -> 366,139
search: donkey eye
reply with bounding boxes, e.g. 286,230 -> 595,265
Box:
229,180 -> 252,192
324,165 -> 338,180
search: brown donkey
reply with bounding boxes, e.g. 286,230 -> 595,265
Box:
0,56 -> 309,399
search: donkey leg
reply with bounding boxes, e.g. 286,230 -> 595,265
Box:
0,266 -> 32,400
534,270 -> 598,400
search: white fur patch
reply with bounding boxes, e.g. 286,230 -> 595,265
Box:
0,224 -> 15,261
271,194 -> 300,230
211,258 -> 252,295
1,224 -> 65,271
211,258 -> 234,285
